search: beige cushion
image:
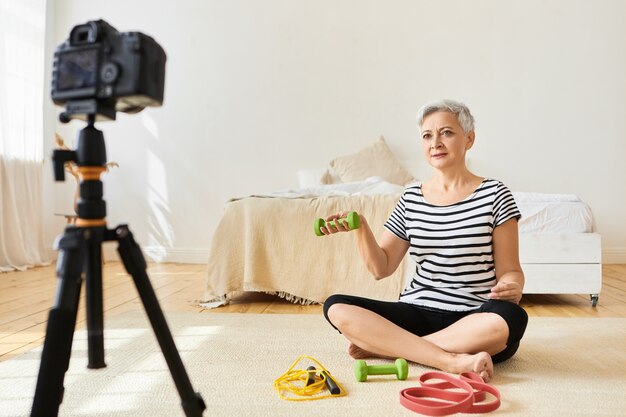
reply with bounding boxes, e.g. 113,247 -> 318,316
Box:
327,136 -> 415,185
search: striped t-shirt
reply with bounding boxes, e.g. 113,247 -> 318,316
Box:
384,179 -> 521,312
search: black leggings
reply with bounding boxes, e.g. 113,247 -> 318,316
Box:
323,294 -> 528,363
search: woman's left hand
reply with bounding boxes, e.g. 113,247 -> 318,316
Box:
488,281 -> 523,304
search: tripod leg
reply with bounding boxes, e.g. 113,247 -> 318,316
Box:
84,229 -> 106,368
116,225 -> 206,416
31,228 -> 86,417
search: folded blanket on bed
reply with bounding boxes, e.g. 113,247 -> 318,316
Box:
202,194 -> 406,307
229,176 -> 406,201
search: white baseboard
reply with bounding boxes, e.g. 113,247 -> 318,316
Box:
141,246 -> 209,264
102,246 -> 209,264
602,247 -> 626,264
47,246 -> 209,264
48,246 -> 626,265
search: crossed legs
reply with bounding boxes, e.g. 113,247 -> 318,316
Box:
325,303 -> 510,382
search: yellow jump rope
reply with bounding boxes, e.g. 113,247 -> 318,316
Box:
274,355 -> 347,401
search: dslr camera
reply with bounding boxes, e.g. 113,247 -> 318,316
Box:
51,19 -> 166,122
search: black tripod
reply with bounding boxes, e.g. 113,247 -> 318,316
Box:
31,114 -> 206,417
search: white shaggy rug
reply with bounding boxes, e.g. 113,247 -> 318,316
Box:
0,311 -> 624,416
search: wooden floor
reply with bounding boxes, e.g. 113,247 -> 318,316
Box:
1,262 -> 624,363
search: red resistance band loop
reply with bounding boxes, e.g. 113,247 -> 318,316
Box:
399,371 -> 501,416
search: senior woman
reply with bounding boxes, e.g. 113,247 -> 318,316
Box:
320,99 -> 528,382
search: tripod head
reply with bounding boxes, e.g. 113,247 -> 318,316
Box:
52,113 -> 108,227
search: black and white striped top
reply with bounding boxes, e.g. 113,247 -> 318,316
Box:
384,179 -> 521,312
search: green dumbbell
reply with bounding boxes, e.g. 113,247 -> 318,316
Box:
354,358 -> 408,382
314,211 -> 361,236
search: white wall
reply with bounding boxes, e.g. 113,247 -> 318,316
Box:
45,0 -> 626,263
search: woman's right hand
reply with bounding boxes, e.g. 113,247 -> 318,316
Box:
320,211 -> 361,235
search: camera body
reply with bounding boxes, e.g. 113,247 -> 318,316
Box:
51,19 -> 166,121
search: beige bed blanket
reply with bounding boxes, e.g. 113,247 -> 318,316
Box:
202,194 -> 406,306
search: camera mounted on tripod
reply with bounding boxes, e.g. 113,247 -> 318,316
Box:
51,19 -> 166,123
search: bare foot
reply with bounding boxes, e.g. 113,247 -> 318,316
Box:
348,343 -> 397,360
348,343 -> 376,359
450,352 -> 494,382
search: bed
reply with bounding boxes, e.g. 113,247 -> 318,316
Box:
201,137 -> 602,308
513,192 -> 601,306
202,180 -> 409,307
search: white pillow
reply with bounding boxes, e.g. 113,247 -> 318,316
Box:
296,167 -> 330,188
327,136 -> 415,185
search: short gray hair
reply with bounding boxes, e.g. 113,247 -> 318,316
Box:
416,99 -> 475,134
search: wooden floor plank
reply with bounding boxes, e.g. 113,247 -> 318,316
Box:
1,262 -> 624,362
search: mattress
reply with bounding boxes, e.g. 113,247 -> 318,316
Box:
278,185 -> 596,234
513,192 -> 594,234
261,181 -> 595,234
291,168 -> 596,235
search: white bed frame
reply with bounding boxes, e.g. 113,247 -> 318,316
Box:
519,233 -> 602,306
402,233 -> 602,307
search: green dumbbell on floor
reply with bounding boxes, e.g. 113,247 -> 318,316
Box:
354,358 -> 408,382
314,211 -> 361,236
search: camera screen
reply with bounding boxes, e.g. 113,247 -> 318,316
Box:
56,48 -> 98,91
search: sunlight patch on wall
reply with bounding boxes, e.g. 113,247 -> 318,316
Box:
141,112 -> 160,140
146,150 -> 173,251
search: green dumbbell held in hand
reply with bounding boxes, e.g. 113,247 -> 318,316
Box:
354,358 -> 408,382
314,211 -> 361,236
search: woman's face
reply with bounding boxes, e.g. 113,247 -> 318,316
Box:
420,111 -> 474,170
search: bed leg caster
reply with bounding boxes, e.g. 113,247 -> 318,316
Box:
314,211 -> 360,236
590,294 -> 599,307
